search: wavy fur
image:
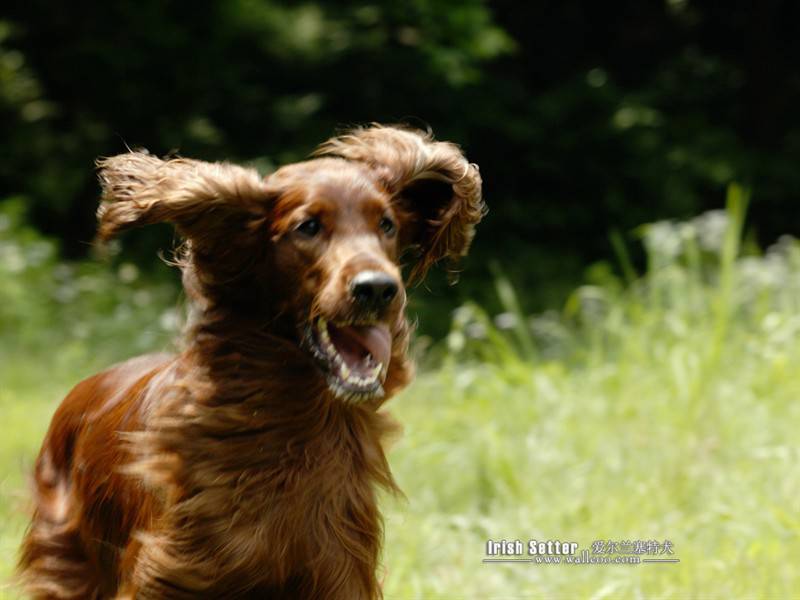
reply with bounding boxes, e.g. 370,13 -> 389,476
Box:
18,125 -> 483,598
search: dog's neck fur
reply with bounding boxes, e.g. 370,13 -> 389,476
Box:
124,303 -> 410,596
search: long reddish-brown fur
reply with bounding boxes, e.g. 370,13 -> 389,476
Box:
17,124 -> 484,599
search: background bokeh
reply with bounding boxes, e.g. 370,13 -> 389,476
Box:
2,1 -> 800,598
4,0 -> 800,325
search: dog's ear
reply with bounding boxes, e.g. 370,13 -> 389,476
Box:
96,152 -> 269,249
314,125 -> 486,284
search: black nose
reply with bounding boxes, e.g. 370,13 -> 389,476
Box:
350,271 -> 399,310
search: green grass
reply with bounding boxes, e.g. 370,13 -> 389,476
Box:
3,187 -> 800,598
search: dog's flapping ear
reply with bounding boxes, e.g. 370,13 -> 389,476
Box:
96,152 -> 269,248
314,125 -> 486,284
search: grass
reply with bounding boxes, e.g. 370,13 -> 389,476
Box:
3,186 -> 800,598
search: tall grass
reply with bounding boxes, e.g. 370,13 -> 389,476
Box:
382,185 -> 800,598
2,187 -> 800,598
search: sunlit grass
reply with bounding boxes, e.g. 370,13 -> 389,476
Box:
383,319 -> 800,598
383,186 -> 800,598
3,187 -> 800,598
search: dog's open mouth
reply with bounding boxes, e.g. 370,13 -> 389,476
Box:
305,317 -> 391,401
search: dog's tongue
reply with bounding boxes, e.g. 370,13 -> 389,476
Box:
329,323 -> 392,368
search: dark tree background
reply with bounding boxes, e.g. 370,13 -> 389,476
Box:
2,0 -> 799,333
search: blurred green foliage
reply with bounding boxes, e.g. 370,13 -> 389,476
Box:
384,191 -> 800,597
0,200 -> 179,369
2,1 -> 800,335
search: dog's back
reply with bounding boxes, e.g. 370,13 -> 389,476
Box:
18,354 -> 172,598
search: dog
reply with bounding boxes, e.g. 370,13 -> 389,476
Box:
17,124 -> 484,599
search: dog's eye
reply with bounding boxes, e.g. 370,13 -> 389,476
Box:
296,218 -> 322,237
379,216 -> 396,236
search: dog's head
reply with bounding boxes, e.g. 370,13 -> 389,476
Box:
97,125 -> 485,403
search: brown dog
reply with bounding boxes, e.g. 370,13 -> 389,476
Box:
17,125 -> 484,599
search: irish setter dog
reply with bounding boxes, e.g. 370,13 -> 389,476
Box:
18,125 -> 484,599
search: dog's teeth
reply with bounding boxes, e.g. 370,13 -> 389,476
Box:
314,315 -> 388,399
